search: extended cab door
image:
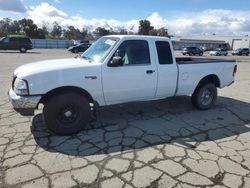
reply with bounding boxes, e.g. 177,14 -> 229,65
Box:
102,39 -> 157,105
154,40 -> 178,98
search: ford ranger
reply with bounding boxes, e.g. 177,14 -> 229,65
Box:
8,35 -> 237,135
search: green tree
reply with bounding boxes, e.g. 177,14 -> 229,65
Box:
148,29 -> 158,36
18,18 -> 40,38
94,27 -> 110,38
63,26 -> 83,40
51,22 -> 62,39
118,28 -> 128,35
9,20 -> 21,34
158,27 -> 169,37
0,28 -> 7,37
138,20 -> 153,35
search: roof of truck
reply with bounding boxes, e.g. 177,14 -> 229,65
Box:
106,35 -> 171,41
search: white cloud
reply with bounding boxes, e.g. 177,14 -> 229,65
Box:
165,9 -> 250,35
0,0 -> 26,13
25,3 -> 250,36
27,3 -> 67,27
28,2 -> 67,17
147,12 -> 168,29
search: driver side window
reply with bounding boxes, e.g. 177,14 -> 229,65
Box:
115,40 -> 150,65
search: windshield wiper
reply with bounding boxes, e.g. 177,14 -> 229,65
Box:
82,55 -> 93,62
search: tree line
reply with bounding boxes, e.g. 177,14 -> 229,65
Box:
0,18 -> 169,40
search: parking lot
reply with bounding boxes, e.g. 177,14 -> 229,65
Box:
1,49 -> 250,188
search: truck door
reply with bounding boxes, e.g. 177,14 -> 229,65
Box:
9,37 -> 19,50
102,39 -> 157,105
154,41 -> 178,98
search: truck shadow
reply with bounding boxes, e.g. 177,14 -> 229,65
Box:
32,96 -> 250,156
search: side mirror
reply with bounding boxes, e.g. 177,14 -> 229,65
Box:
108,56 -> 123,67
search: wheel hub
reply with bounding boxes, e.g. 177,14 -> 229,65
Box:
58,106 -> 78,124
64,110 -> 72,118
201,89 -> 213,106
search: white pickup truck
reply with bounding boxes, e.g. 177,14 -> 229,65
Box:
9,35 -> 237,135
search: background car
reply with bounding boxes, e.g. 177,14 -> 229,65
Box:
182,47 -> 203,56
68,43 -> 91,53
73,40 -> 90,46
232,48 -> 249,56
0,37 -> 33,53
209,48 -> 228,56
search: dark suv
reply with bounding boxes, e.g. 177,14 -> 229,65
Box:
0,37 -> 33,53
232,48 -> 249,56
182,47 -> 203,56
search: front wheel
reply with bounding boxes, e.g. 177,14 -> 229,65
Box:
43,92 -> 91,135
73,49 -> 78,53
191,83 -> 217,110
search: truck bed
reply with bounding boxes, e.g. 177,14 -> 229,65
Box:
176,57 -> 236,64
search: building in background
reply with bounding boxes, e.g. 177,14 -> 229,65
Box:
172,35 -> 250,50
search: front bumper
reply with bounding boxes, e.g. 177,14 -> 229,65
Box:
8,89 -> 41,116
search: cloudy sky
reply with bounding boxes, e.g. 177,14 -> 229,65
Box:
0,0 -> 250,36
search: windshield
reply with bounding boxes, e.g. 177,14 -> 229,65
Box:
81,37 -> 119,63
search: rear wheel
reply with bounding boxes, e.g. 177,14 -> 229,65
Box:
20,47 -> 27,53
43,92 -> 91,135
191,83 -> 217,110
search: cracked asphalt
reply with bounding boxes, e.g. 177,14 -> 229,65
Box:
1,49 -> 250,188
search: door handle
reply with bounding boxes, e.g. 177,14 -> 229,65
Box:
85,76 -> 97,79
146,70 -> 155,74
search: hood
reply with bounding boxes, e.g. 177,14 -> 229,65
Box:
14,58 -> 99,78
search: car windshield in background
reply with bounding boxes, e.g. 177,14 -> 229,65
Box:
81,37 -> 119,63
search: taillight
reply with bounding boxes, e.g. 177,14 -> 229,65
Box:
233,65 -> 237,77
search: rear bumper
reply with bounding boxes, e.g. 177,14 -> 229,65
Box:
8,89 -> 41,116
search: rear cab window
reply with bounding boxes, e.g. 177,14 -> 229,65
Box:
155,41 -> 173,65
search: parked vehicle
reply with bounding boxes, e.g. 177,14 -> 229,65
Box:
0,37 -> 33,53
73,40 -> 90,46
182,47 -> 203,56
209,48 -> 228,56
68,43 -> 91,53
232,48 -> 249,56
9,35 -> 237,135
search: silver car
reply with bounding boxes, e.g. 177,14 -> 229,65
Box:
209,48 -> 228,56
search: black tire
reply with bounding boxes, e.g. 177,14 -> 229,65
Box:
199,53 -> 203,56
246,53 -> 249,56
224,53 -> 228,56
191,83 -> 217,110
43,92 -> 91,135
20,47 -> 27,53
73,49 -> 78,53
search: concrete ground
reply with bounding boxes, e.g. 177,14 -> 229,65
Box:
0,49 -> 250,188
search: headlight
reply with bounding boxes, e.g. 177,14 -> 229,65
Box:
13,78 -> 29,95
